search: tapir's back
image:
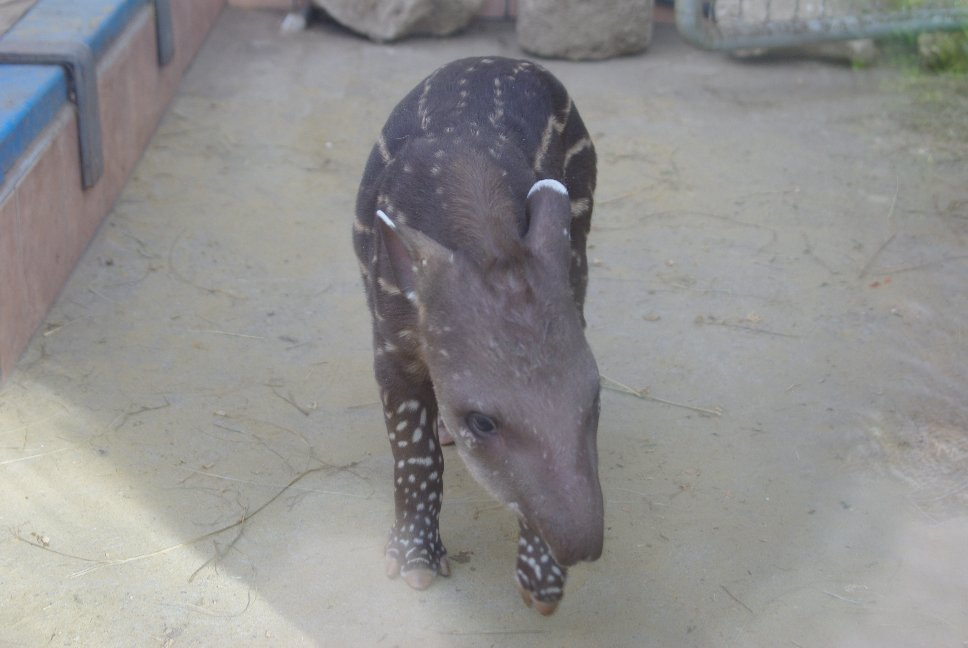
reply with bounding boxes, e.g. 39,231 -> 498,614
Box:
376,57 -> 570,169
354,56 -> 597,315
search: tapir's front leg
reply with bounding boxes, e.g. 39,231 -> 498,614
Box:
376,354 -> 448,590
515,520 -> 568,616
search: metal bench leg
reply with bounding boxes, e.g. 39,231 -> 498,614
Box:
0,41 -> 104,189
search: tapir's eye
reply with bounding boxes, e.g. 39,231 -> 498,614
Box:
465,411 -> 497,438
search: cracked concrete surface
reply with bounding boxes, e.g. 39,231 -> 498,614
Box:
2,8 -> 967,646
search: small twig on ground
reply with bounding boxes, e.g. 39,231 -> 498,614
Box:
270,388 -> 313,417
721,584 -> 755,615
858,233 -> 897,280
42,316 -> 91,338
11,465 -> 329,578
190,329 -> 265,340
821,590 -> 863,605
188,527 -> 246,583
437,629 -> 545,636
110,399 -> 171,432
706,319 -> 800,339
800,232 -> 838,276
876,254 -> 968,277
185,468 -> 373,499
600,375 -> 723,417
0,447 -> 73,466
858,173 -> 899,279
212,422 -> 245,435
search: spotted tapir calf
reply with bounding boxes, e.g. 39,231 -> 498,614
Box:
352,56 -> 602,615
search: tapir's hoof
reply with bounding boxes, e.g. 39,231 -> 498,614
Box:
517,584 -> 560,616
386,555 -> 450,590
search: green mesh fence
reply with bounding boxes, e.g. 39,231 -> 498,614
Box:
676,0 -> 968,50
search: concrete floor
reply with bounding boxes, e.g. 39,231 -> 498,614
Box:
3,8 -> 968,646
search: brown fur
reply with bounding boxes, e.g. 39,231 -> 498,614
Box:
441,150 -> 527,268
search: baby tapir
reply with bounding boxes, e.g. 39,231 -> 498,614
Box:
352,56 -> 603,615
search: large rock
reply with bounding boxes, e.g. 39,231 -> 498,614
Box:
517,0 -> 654,60
311,0 -> 485,42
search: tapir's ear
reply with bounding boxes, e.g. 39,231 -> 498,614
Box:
525,179 -> 572,270
376,209 -> 451,300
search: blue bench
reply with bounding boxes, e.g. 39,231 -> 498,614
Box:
0,0 -> 172,186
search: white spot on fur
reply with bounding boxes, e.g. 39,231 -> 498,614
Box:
563,136 -> 592,171
417,77 -> 434,131
570,197 -> 591,218
378,277 -> 400,296
528,557 -> 542,581
532,111 -> 567,173
376,134 -> 391,163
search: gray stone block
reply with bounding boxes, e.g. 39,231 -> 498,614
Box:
311,0 -> 485,42
517,0 -> 654,60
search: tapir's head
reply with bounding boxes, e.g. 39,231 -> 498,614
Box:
376,175 -> 604,567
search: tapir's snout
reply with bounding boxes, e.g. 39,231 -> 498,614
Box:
536,481 -> 605,567
516,430 -> 604,568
